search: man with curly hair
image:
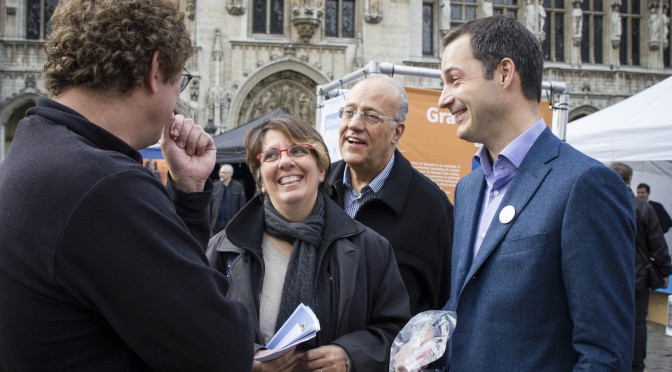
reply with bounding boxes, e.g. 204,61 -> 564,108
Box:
0,1 -> 254,370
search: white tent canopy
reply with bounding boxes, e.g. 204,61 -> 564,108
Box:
566,75 -> 672,253
566,76 -> 672,162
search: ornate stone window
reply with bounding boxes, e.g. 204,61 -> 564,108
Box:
253,0 -> 285,34
423,2 -> 436,55
492,0 -> 519,18
580,0 -> 605,64
619,0 -> 642,66
26,0 -> 58,40
450,0 -> 478,27
542,0 -> 566,62
325,0 -> 355,37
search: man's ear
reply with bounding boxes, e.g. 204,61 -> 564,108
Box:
393,122 -> 405,143
497,57 -> 516,90
143,50 -> 162,94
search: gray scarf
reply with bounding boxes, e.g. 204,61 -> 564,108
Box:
263,193 -> 325,348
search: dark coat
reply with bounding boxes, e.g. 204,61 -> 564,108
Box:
209,178 -> 247,230
650,200 -> 672,233
0,97 -> 254,371
445,128 -> 635,370
206,194 -> 411,372
632,194 -> 671,290
328,150 -> 453,314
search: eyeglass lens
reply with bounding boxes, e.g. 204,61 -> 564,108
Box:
180,76 -> 190,92
180,68 -> 192,92
258,144 -> 312,163
339,108 -> 384,125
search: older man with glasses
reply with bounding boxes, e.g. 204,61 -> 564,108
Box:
327,74 -> 454,316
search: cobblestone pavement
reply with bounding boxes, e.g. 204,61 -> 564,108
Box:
646,321 -> 672,371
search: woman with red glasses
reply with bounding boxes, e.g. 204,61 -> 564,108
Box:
207,114 -> 411,372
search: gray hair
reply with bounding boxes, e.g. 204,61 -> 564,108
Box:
219,164 -> 234,174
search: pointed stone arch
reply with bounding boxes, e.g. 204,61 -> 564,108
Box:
230,60 -> 329,129
569,105 -> 598,122
1,93 -> 42,161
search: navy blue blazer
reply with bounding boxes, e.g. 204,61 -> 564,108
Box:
444,128 -> 635,371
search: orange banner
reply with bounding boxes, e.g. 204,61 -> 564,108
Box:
397,87 -> 476,203
539,101 -> 554,129
399,87 -> 552,203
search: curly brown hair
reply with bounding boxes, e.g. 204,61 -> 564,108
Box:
43,0 -> 192,97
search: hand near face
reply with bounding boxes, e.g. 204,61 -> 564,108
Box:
161,114 -> 216,192
301,345 -> 349,372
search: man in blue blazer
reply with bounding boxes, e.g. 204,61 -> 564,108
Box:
438,16 -> 636,370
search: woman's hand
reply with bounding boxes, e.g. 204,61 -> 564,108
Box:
301,345 -> 349,372
251,347 -> 302,372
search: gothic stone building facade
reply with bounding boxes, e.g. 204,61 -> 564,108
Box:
1,0 -> 670,160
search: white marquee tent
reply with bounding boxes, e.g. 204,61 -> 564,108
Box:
566,75 -> 672,252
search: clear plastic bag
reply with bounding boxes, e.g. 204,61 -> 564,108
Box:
389,310 -> 456,372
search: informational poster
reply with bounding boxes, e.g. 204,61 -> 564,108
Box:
397,87 -> 477,203
319,94 -> 346,163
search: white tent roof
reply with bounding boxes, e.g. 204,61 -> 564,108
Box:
566,75 -> 672,162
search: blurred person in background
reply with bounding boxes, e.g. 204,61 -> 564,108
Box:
637,183 -> 672,234
210,163 -> 248,235
612,164 -> 670,372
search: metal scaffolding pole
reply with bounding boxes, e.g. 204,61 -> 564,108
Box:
316,60 -> 571,140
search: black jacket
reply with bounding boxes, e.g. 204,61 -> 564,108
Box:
0,97 -> 254,371
650,200 -> 672,233
632,193 -> 671,290
207,193 -> 411,371
328,150 -> 454,314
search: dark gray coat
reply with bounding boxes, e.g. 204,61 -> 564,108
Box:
632,193 -> 671,290
328,150 -> 454,315
209,179 -> 247,230
207,193 -> 411,371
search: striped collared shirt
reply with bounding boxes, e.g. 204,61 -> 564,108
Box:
342,153 -> 396,218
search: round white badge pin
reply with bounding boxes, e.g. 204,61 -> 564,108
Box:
499,205 -> 516,224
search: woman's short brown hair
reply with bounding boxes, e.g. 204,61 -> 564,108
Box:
244,114 -> 332,196
43,0 -> 192,97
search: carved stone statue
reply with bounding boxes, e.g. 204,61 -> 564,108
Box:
649,13 -> 661,43
538,4 -> 547,39
525,0 -> 546,39
611,7 -> 622,41
526,0 -> 538,35
364,0 -> 382,23
572,2 -> 583,39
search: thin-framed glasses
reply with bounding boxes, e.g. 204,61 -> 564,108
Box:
256,144 -> 315,164
180,67 -> 193,92
338,107 -> 396,125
